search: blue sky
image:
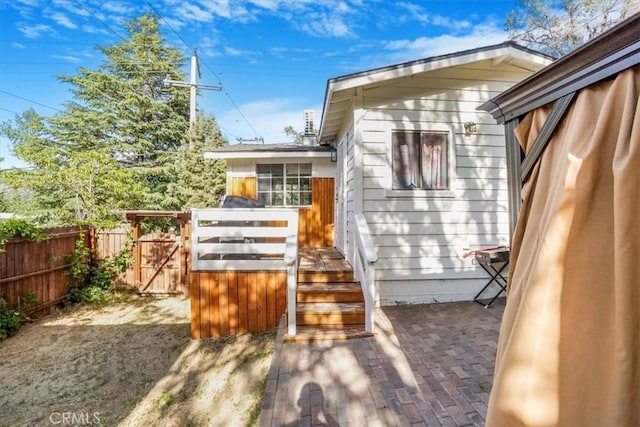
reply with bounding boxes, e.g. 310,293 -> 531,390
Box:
1,0 -> 518,168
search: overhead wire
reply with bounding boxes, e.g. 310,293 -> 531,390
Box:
143,0 -> 264,140
0,90 -> 63,113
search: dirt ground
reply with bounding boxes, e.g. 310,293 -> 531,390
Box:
0,297 -> 276,427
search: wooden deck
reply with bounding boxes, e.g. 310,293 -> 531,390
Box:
298,247 -> 352,272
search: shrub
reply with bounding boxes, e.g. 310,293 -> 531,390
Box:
0,219 -> 45,252
64,233 -> 134,306
0,298 -> 23,341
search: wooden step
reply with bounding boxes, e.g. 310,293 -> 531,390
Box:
297,282 -> 364,303
297,270 -> 354,284
284,324 -> 374,342
296,302 -> 365,326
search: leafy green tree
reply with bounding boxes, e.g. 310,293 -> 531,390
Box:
0,13 -> 190,223
2,147 -> 144,228
168,115 -> 227,209
506,0 -> 640,57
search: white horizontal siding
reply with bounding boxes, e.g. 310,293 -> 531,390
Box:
367,210 -> 510,224
378,278 -> 506,305
327,58 -> 529,305
355,60 -> 522,303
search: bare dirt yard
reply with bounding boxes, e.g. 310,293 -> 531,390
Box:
0,297 -> 275,427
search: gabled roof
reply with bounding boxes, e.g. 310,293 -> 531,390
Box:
319,42 -> 554,143
478,13 -> 640,123
204,143 -> 334,160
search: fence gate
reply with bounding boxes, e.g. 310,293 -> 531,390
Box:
105,211 -> 191,296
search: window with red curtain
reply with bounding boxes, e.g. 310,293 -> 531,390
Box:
392,131 -> 448,190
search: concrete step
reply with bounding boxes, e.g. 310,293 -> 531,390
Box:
297,282 -> 364,303
296,302 -> 365,326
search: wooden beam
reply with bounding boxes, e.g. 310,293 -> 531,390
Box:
521,92 -> 576,182
504,118 -> 522,243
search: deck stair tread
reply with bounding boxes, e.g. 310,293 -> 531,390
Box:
297,282 -> 362,292
297,302 -> 364,312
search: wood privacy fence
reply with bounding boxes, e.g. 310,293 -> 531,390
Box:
2,222 -> 189,315
0,227 -> 89,314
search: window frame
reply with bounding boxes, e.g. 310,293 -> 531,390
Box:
386,126 -> 456,199
256,162 -> 313,207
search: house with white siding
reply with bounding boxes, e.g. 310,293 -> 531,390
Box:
319,42 -> 553,305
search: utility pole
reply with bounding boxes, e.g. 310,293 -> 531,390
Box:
164,49 -> 222,128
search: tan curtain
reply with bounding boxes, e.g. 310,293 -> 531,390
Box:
487,65 -> 640,426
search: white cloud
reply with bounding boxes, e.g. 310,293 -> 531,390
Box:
294,11 -> 354,38
102,1 -> 135,15
81,24 -> 110,35
192,0 -> 256,23
11,42 -> 26,48
51,54 -> 82,63
430,15 -> 471,31
50,12 -> 78,29
224,46 -> 263,57
52,0 -> 91,17
17,23 -> 55,38
177,2 -> 214,22
393,2 -> 471,31
379,21 -> 508,63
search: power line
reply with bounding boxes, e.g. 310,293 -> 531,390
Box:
0,90 -> 63,113
0,107 -> 21,115
144,0 -> 264,140
72,0 -> 126,41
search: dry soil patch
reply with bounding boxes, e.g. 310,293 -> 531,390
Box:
0,297 -> 275,427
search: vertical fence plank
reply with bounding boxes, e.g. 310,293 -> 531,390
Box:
200,272 -> 212,339
238,272 -> 248,333
209,272 -> 220,337
228,271 -> 238,334
190,272 -> 201,339
257,272 -> 267,331
248,272 -> 258,332
218,272 -> 229,335
266,271 -> 277,329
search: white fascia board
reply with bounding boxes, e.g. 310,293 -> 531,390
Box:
319,45 -> 550,142
204,151 -> 332,160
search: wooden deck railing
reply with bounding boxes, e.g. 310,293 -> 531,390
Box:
190,208 -> 299,338
352,213 -> 378,333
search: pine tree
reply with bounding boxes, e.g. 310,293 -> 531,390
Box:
1,13 -> 190,224
168,115 -> 227,209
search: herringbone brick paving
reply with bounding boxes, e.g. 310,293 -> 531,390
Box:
259,299 -> 505,426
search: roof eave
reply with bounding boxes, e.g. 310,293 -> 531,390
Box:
204,151 -> 333,160
319,42 -> 553,142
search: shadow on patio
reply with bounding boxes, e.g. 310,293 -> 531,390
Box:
259,298 -> 505,426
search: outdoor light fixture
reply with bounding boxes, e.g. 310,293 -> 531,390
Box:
330,149 -> 337,162
464,121 -> 477,136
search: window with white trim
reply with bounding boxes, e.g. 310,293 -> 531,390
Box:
392,131 -> 449,190
256,163 -> 312,206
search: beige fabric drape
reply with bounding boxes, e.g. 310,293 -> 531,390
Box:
487,66 -> 640,427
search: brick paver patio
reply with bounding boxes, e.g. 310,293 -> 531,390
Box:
259,299 -> 505,426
